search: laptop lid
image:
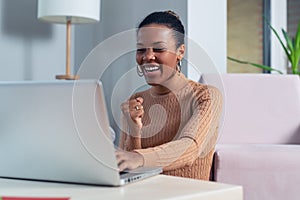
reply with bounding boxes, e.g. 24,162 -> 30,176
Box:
0,80 -> 161,186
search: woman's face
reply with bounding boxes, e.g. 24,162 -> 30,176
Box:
136,24 -> 184,86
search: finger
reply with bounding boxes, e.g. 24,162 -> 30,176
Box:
116,151 -> 126,165
128,102 -> 139,111
131,109 -> 144,119
115,151 -> 132,171
121,102 -> 140,122
115,150 -> 123,157
120,102 -> 130,113
129,105 -> 143,115
118,161 -> 127,171
135,97 -> 144,104
136,109 -> 144,118
133,104 -> 143,111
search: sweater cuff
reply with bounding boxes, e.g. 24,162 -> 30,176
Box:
133,148 -> 158,167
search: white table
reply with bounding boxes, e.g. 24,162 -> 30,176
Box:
0,175 -> 243,200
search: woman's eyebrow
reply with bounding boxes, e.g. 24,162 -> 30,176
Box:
153,41 -> 167,45
136,41 -> 167,46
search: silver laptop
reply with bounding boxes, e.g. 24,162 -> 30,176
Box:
0,80 -> 162,186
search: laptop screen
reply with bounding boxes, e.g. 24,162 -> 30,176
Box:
0,80 -> 121,185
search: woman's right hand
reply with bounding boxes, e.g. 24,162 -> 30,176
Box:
120,97 -> 144,135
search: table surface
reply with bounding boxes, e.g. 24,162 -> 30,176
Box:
0,175 -> 243,200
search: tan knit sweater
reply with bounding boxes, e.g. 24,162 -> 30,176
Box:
119,73 -> 222,180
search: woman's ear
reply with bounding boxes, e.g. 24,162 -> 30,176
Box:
177,44 -> 185,60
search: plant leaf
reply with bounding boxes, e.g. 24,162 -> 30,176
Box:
228,56 -> 283,74
282,28 -> 297,70
293,21 -> 300,73
295,21 -> 300,51
282,29 -> 293,54
265,19 -> 292,62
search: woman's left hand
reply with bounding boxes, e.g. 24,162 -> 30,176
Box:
115,150 -> 144,171
120,97 -> 144,135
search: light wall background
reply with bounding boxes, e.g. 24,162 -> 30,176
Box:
0,0 -> 67,80
0,0 -> 227,137
0,0 -> 226,81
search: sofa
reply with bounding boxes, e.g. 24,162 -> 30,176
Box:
201,73 -> 300,200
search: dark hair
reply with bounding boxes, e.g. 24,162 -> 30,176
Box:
137,10 -> 185,48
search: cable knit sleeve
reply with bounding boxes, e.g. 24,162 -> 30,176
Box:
134,84 -> 222,171
119,114 -> 142,151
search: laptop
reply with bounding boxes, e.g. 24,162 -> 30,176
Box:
0,80 -> 162,186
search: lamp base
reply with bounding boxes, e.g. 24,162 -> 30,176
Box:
56,74 -> 79,80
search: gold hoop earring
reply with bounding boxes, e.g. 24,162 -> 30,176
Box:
137,64 -> 144,77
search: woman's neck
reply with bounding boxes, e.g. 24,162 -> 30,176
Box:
151,72 -> 188,96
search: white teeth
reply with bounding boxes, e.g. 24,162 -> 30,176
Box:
144,66 -> 159,72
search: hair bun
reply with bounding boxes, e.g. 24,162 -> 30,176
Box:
165,10 -> 180,20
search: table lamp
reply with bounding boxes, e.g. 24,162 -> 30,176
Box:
37,0 -> 100,80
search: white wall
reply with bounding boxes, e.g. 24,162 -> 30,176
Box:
0,0 -> 71,81
74,0 -> 187,73
0,0 -> 226,81
75,0 -> 227,83
271,0 -> 287,74
187,0 -> 227,81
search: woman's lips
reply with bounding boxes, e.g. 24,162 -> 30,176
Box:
144,66 -> 159,73
143,64 -> 161,73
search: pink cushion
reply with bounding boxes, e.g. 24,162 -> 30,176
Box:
214,144 -> 300,200
202,74 -> 300,144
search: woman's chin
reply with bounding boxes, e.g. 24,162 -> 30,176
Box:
145,77 -> 160,86
147,82 -> 159,86
146,79 -> 159,86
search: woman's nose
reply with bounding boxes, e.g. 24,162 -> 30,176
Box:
143,48 -> 155,61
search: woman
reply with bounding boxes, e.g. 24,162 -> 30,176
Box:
116,10 -> 222,180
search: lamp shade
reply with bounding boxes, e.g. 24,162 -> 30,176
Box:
37,0 -> 100,24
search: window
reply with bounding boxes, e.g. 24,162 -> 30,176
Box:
288,0 -> 300,40
227,0 -> 263,73
228,0 -> 300,74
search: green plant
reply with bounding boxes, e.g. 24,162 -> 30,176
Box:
228,19 -> 300,76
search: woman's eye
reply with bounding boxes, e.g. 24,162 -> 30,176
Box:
136,48 -> 166,53
137,48 -> 146,53
153,48 -> 166,52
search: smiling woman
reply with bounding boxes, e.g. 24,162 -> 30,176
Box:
116,11 -> 223,180
136,24 -> 184,86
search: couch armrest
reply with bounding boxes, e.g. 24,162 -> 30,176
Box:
213,144 -> 300,200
